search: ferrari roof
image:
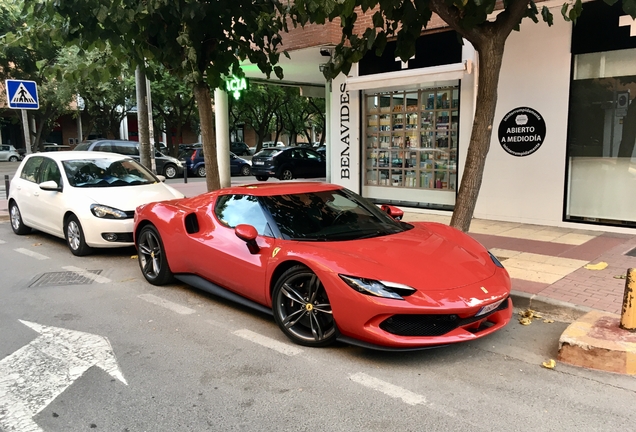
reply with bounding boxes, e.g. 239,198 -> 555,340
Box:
208,182 -> 344,197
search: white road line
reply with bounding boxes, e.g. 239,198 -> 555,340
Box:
138,294 -> 196,315
0,240 -> 6,244
233,329 -> 303,356
14,248 -> 49,260
62,266 -> 112,284
349,372 -> 427,406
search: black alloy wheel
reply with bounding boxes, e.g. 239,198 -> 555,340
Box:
272,265 -> 336,347
279,167 -> 294,181
240,164 -> 251,176
197,165 -> 206,177
255,175 -> 268,181
164,164 -> 178,179
9,202 -> 30,235
137,225 -> 173,285
65,214 -> 92,256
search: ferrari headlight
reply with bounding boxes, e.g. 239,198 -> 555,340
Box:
339,275 -> 415,300
90,204 -> 128,219
489,251 -> 505,268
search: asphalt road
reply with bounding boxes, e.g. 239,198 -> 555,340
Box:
1,219 -> 636,432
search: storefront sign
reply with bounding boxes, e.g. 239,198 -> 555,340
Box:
498,107 -> 546,157
339,82 -> 350,179
225,76 -> 247,100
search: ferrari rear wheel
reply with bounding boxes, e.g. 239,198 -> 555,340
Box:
137,225 -> 173,285
272,265 -> 336,347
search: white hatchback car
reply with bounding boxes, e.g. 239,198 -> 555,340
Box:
8,151 -> 185,256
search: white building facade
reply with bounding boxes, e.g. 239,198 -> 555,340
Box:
327,0 -> 636,233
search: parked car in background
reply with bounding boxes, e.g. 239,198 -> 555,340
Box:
262,141 -> 285,149
75,140 -> 184,179
8,151 -> 184,256
230,142 -> 251,156
179,147 -> 251,177
0,144 -> 22,162
251,147 -> 325,181
133,181 -> 512,348
43,144 -> 71,152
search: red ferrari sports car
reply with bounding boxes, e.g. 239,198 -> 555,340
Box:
133,182 -> 512,350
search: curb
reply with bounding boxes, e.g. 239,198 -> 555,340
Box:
510,290 -> 593,322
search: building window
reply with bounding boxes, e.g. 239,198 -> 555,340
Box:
565,47 -> 636,226
364,84 -> 459,190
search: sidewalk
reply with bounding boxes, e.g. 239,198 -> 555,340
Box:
2,180 -> 635,318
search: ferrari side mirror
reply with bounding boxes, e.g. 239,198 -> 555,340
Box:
235,224 -> 260,254
380,204 -> 404,221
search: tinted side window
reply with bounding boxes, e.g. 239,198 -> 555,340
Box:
94,142 -> 114,152
215,194 -> 272,237
39,158 -> 62,186
1,145 -> 8,151
305,150 -> 322,160
115,143 -> 139,156
20,157 -> 44,182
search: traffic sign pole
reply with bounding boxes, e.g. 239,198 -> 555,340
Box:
20,109 -> 32,154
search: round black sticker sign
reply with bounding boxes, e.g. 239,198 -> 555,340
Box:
498,107 -> 546,157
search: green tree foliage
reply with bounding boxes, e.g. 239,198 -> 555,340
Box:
56,46 -> 135,141
150,68 -> 197,157
0,2 -> 74,151
290,0 -> 636,231
30,0 -> 291,191
230,84 -> 287,153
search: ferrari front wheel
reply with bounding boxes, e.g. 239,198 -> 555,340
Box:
137,225 -> 173,285
272,265 -> 336,347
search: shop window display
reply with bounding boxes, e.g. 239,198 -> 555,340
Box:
565,47 -> 636,226
364,86 -> 459,190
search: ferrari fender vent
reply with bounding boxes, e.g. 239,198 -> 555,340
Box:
380,297 -> 510,337
185,213 -> 200,234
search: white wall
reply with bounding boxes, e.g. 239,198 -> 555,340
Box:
472,13 -> 572,225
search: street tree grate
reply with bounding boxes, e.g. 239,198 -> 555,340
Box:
29,270 -> 103,288
626,247 -> 636,258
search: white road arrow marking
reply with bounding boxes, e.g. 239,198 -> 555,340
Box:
0,320 -> 127,432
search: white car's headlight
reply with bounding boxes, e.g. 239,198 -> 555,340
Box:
339,275 -> 416,300
90,204 -> 128,219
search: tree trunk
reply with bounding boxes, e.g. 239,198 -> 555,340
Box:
136,67 -> 152,170
450,38 -> 506,232
194,82 -> 220,191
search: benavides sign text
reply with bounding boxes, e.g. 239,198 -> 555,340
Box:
498,107 -> 546,157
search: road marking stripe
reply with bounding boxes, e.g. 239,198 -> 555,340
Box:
233,329 -> 303,356
0,240 -> 6,244
137,294 -> 196,315
14,248 -> 49,260
63,266 -> 111,284
349,372 -> 427,406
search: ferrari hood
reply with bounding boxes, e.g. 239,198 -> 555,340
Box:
79,183 -> 182,211
306,225 -> 495,291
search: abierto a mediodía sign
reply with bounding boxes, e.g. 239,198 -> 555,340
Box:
498,107 -> 546,157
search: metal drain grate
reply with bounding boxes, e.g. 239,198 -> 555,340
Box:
29,270 -> 103,288
626,247 -> 636,258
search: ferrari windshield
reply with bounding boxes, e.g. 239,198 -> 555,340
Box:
63,158 -> 157,187
260,188 -> 411,241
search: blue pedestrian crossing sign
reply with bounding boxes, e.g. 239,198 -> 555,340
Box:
5,79 -> 39,109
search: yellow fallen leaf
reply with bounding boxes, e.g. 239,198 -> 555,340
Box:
542,359 -> 556,369
33,243 -> 42,246
130,255 -> 138,259
614,274 -> 627,279
519,317 -> 532,326
543,319 -> 554,324
584,262 -> 608,271
519,309 -> 536,318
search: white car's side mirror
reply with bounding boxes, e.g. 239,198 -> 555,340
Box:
156,175 -> 166,182
39,180 -> 62,192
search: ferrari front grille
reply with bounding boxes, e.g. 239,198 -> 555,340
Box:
379,297 -> 510,337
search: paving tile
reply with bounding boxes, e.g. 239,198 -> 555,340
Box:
511,278 -> 550,294
559,235 -> 631,261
